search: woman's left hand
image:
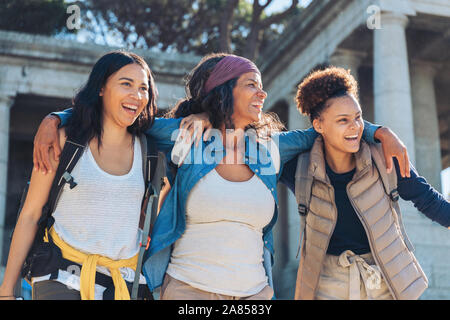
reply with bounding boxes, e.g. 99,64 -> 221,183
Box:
374,127 -> 411,178
179,112 -> 212,147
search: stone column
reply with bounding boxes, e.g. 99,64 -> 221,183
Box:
410,61 -> 442,192
330,48 -> 366,83
374,11 -> 416,164
0,95 -> 13,262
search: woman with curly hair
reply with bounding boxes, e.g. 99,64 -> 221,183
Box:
32,54 -> 406,300
280,66 -> 450,300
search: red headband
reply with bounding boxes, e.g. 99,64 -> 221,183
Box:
204,55 -> 261,94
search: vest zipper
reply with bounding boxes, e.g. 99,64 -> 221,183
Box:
346,181 -> 399,300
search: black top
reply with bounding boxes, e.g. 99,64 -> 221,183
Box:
324,162 -> 371,255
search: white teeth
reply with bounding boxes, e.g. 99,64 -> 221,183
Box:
123,104 -> 138,110
345,135 -> 358,139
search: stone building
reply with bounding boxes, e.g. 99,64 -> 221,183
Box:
0,0 -> 449,299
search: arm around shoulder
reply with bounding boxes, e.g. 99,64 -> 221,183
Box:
274,127 -> 318,166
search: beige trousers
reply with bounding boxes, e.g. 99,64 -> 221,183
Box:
315,250 -> 394,300
160,274 -> 274,300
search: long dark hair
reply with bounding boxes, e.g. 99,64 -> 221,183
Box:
166,53 -> 284,136
66,50 -> 158,145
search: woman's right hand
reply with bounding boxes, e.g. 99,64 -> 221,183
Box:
33,114 -> 62,175
179,112 -> 212,147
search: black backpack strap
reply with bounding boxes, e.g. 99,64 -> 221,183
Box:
146,135 -> 159,190
294,151 -> 313,259
37,135 -> 86,234
132,135 -> 166,300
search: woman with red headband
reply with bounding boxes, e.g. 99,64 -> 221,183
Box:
32,53 -> 408,300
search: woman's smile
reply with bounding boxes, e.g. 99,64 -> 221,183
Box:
343,133 -> 361,145
122,102 -> 140,115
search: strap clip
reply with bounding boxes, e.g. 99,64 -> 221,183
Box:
390,189 -> 399,202
298,204 -> 308,216
62,171 -> 77,189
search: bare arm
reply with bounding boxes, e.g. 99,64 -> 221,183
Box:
374,127 -> 411,178
0,129 -> 65,299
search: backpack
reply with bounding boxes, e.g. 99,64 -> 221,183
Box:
12,132 -> 166,300
293,148 -> 414,259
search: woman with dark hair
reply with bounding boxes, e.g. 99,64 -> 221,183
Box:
280,67 -> 450,300
0,50 -> 163,300
31,53 -> 409,300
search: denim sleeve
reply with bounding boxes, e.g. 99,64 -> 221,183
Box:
273,127 -> 318,167
395,159 -> 450,228
362,120 -> 381,144
51,108 -> 73,126
145,117 -> 183,155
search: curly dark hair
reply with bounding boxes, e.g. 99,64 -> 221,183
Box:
165,53 -> 284,136
66,50 -> 157,146
296,66 -> 359,122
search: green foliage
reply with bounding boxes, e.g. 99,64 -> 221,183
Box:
0,0 -> 70,35
84,0 -> 300,58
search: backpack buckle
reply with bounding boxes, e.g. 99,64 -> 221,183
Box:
390,189 -> 399,202
298,204 -> 308,216
62,172 -> 77,189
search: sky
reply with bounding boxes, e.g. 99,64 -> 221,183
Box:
266,0 -> 313,14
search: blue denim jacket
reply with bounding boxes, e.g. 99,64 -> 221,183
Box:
54,109 -> 380,293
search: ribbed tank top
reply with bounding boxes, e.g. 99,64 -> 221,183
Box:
52,138 -> 145,260
166,169 -> 275,297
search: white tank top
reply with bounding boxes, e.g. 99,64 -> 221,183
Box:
52,137 -> 144,260
166,169 -> 275,297
32,138 -> 147,299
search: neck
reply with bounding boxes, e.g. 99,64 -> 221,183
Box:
220,124 -> 246,151
99,116 -> 132,147
323,141 -> 355,174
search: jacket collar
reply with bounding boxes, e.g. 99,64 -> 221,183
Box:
189,133 -> 280,174
309,136 -> 373,183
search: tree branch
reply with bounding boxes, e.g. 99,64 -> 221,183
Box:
261,0 -> 298,27
218,0 -> 239,52
260,0 -> 273,10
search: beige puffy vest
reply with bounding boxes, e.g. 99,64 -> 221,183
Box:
293,136 -> 428,300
